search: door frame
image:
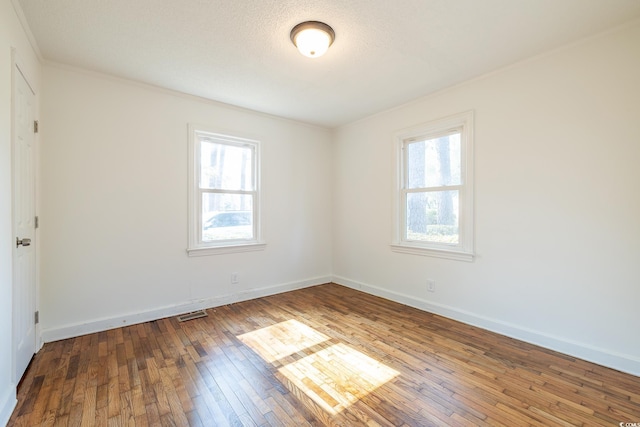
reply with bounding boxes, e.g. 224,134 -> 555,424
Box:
11,47 -> 40,384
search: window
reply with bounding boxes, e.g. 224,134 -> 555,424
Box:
187,125 -> 264,256
392,111 -> 474,261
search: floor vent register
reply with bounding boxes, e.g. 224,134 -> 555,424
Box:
176,309 -> 208,322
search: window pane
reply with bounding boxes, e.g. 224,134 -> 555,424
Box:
202,193 -> 253,241
200,141 -> 253,191
406,190 -> 459,244
407,133 -> 461,189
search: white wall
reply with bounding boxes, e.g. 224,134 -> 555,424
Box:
0,1 -> 41,424
39,65 -> 333,340
333,22 -> 640,375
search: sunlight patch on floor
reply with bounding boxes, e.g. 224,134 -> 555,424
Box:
278,342 -> 399,414
237,319 -> 330,363
238,319 -> 399,416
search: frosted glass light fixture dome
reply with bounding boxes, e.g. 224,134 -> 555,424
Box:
290,21 -> 335,58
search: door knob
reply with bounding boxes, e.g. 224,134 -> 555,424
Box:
16,238 -> 31,247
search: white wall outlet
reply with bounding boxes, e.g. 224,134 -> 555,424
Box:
427,279 -> 436,293
231,273 -> 239,284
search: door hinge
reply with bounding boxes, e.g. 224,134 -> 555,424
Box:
35,311 -> 39,325
35,216 -> 39,229
34,120 -> 39,133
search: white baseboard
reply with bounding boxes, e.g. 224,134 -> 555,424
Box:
41,276 -> 331,343
0,386 -> 16,427
333,275 -> 640,377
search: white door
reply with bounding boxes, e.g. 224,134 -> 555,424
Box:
13,63 -> 37,383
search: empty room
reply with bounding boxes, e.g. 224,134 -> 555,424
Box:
2,0 -> 640,426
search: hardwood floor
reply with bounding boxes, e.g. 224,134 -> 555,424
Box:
8,283 -> 640,426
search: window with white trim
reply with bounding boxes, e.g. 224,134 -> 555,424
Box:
187,125 -> 264,256
392,111 -> 474,261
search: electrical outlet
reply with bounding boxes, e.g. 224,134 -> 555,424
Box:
231,273 -> 239,284
427,279 -> 436,293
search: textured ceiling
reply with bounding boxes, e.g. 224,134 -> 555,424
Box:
16,0 -> 640,127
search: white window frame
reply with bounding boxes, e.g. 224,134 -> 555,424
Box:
391,111 -> 474,262
187,124 -> 265,256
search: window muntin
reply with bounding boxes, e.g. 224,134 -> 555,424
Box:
393,112 -> 474,261
188,126 -> 263,256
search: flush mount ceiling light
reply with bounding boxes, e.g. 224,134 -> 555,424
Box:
290,21 -> 335,58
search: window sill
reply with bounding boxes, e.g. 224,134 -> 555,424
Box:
187,242 -> 266,257
390,244 -> 474,262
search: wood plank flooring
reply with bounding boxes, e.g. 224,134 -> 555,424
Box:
8,283 -> 640,426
